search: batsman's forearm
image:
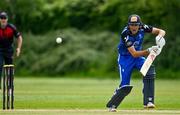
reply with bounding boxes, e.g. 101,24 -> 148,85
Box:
130,50 -> 149,58
152,27 -> 166,37
128,46 -> 149,58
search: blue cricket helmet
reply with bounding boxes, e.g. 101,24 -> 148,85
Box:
128,14 -> 142,25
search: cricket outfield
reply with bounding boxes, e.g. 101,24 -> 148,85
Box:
0,77 -> 180,115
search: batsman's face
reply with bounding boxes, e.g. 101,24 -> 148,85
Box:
129,24 -> 140,35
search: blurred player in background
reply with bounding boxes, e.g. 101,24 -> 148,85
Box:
0,11 -> 22,89
106,14 -> 166,112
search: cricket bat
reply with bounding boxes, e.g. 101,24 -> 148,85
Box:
140,50 -> 157,76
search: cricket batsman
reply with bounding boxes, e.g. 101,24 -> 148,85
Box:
0,11 -> 22,89
106,14 -> 166,112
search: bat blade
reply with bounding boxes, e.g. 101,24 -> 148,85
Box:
140,50 -> 157,76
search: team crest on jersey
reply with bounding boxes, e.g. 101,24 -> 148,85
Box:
138,34 -> 142,39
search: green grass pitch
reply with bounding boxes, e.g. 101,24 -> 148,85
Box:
0,77 -> 180,115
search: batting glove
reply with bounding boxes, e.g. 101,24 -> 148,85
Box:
155,35 -> 166,48
147,46 -> 162,56
154,46 -> 162,56
147,46 -> 159,53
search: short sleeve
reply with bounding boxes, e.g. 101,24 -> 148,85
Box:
9,24 -> 21,38
142,24 -> 153,33
121,31 -> 133,48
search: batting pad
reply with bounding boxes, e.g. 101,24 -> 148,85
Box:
106,85 -> 133,108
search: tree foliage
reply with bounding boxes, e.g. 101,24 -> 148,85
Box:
16,29 -> 118,75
